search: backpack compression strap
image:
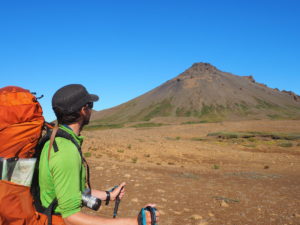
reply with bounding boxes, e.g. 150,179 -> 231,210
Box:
138,206 -> 158,225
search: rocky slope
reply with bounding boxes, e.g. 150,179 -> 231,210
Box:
91,63 -> 300,124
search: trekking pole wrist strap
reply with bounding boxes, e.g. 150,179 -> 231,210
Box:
138,206 -> 157,225
106,185 -> 118,205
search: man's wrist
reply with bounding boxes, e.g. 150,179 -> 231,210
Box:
105,191 -> 110,205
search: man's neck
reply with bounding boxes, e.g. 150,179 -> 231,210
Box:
67,123 -> 82,135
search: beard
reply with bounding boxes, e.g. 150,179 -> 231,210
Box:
80,112 -> 91,129
83,113 -> 91,126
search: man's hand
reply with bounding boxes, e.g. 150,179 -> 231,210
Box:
110,182 -> 126,201
138,204 -> 160,225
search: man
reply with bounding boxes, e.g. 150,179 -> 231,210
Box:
38,84 -> 158,225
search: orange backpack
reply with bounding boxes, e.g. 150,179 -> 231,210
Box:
0,86 -> 64,225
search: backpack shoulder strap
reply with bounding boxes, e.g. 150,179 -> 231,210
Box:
55,129 -> 82,155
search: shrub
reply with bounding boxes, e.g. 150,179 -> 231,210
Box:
84,152 -> 91,157
131,123 -> 163,128
191,137 -> 205,141
131,157 -> 138,163
243,144 -> 256,148
84,123 -> 123,130
212,164 -> 220,169
278,142 -> 293,147
182,120 -> 208,124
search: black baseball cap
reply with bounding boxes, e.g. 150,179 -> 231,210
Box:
52,84 -> 99,113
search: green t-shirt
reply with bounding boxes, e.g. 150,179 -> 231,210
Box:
39,125 -> 86,218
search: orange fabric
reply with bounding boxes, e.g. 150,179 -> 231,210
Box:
0,86 -> 60,224
0,120 -> 44,158
0,180 -> 35,223
0,181 -> 65,225
35,212 -> 65,225
0,86 -> 44,158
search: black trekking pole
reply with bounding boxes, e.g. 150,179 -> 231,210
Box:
113,186 -> 124,218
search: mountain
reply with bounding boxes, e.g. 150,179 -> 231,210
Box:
90,63 -> 300,124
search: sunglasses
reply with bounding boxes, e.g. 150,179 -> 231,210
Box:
86,102 -> 94,109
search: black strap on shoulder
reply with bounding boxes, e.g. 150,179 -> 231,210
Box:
44,198 -> 58,225
53,140 -> 59,152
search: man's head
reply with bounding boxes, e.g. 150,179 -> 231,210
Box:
52,84 -> 99,125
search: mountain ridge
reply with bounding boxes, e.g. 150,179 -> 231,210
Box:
91,63 -> 300,124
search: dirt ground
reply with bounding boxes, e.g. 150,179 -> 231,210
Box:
82,120 -> 300,225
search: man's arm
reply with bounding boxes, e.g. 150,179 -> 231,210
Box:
91,182 -> 126,201
64,211 -> 138,225
64,207 -> 159,225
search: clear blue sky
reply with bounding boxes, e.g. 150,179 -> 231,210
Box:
1,0 -> 299,121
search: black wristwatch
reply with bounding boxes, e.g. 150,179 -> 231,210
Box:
105,191 -> 110,205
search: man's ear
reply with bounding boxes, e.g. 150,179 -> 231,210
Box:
80,106 -> 87,115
